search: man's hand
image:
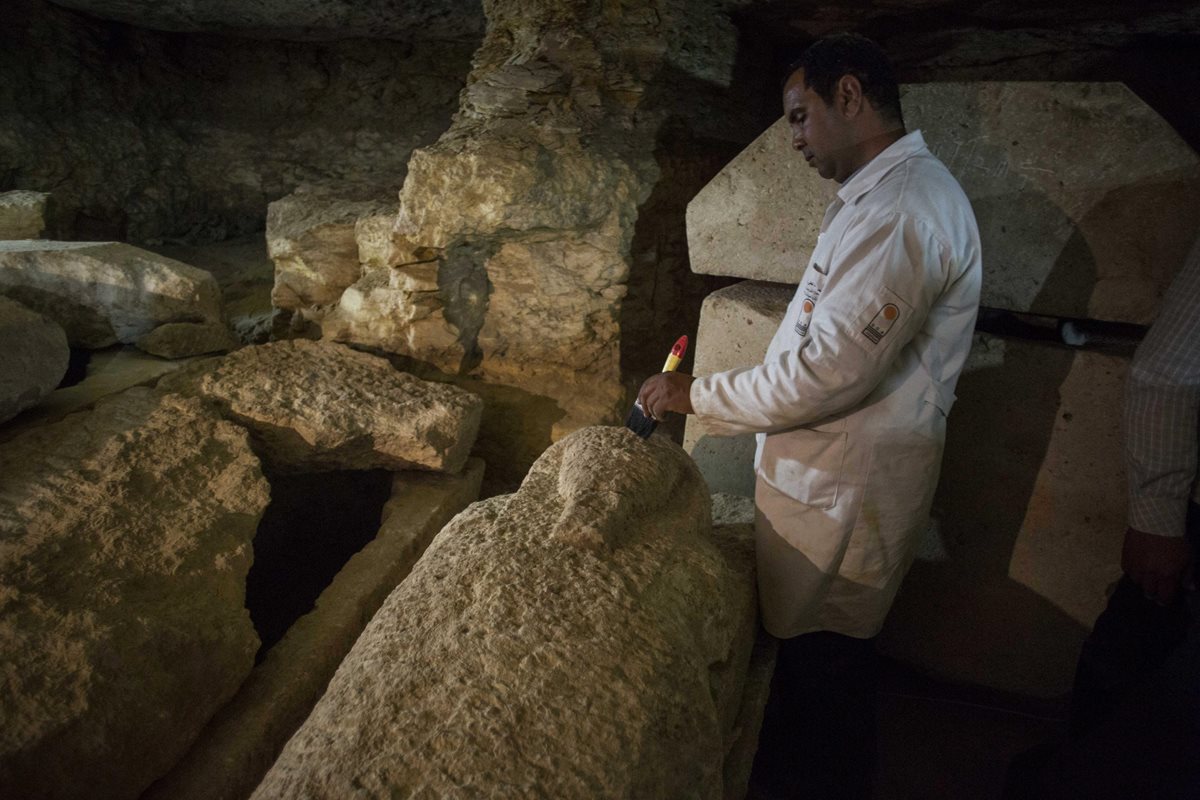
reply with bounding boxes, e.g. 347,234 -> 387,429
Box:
636,372 -> 695,421
1122,526 -> 1193,605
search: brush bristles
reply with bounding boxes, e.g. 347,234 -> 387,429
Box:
623,401 -> 658,439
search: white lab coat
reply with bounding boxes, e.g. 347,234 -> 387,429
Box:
691,131 -> 982,639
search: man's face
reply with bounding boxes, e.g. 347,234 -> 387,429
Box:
783,69 -> 854,183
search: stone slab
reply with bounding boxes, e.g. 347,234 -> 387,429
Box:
253,427 -> 759,798
157,339 -> 483,474
0,295 -> 69,424
683,280 -> 794,496
0,347 -> 193,444
0,388 -> 269,800
0,240 -> 224,348
688,83 -> 1200,324
144,460 -> 485,800
0,190 -> 52,239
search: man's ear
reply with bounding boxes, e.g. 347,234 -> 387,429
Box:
836,74 -> 864,117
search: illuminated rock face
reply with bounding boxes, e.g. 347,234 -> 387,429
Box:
266,185 -> 395,335
0,388 -> 269,800
0,296 -> 69,423
320,0 -> 742,476
254,426 -> 758,799
0,241 -> 224,348
158,339 -> 483,474
688,82 -> 1200,324
0,191 -> 52,239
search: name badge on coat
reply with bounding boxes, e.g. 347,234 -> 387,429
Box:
794,277 -> 822,338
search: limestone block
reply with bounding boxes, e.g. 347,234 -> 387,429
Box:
474,238 -> 626,417
683,281 -> 793,496
0,295 -> 69,423
395,138 -> 640,248
144,460 -> 485,800
0,387 -> 269,800
253,426 -> 759,799
158,339 -> 482,474
0,190 -> 52,239
354,209 -> 399,271
689,83 -> 1200,324
321,268 -> 467,374
136,320 -> 239,359
880,335 -> 1128,697
0,241 -> 223,348
267,187 -> 394,314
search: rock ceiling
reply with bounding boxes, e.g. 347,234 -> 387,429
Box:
46,0 -> 486,40
47,0 -> 1200,45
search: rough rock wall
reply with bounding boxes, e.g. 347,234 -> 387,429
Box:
0,0 -> 475,242
254,426 -> 758,798
322,0 -> 760,487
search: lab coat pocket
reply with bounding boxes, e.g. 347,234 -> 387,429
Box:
757,428 -> 847,510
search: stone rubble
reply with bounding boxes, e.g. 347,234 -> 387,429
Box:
0,387 -> 269,800
157,339 -> 483,474
0,295 -> 69,423
253,426 -> 758,799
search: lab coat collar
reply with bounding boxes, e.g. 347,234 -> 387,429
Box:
836,130 -> 928,207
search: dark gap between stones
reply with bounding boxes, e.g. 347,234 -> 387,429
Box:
57,347 -> 91,388
245,468 -> 393,662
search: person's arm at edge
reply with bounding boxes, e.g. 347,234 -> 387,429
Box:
1122,238 -> 1200,603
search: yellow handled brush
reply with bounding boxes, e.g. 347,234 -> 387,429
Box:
625,335 -> 688,439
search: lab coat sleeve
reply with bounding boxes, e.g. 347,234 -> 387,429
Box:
690,210 -> 950,436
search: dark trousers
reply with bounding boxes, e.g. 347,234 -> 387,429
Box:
1023,511 -> 1200,799
751,631 -> 878,800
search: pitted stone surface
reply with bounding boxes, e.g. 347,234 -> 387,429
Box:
689,83 -> 1200,323
0,191 -> 52,239
0,387 -> 268,800
158,339 -> 482,473
0,241 -> 223,348
0,296 -> 69,423
253,426 -> 758,799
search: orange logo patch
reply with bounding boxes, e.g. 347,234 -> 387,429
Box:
863,303 -> 900,344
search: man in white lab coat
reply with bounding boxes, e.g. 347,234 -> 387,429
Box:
638,34 -> 981,798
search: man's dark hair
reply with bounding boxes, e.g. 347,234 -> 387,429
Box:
785,34 -> 903,127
